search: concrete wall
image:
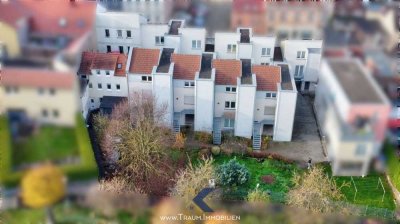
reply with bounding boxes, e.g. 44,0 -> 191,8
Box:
140,24 -> 169,49
214,85 -> 237,117
251,36 -> 276,65
164,35 -> 181,53
152,65 -> 174,127
273,88 -> 297,141
194,71 -> 215,132
235,76 -> 256,138
254,91 -> 277,122
128,74 -> 153,96
87,69 -> 128,109
96,11 -> 145,53
237,43 -> 252,59
179,28 -> 206,55
173,79 -> 195,112
214,32 -> 240,59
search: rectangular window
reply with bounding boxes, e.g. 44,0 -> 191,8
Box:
184,81 -> 195,87
107,84 -> 111,90
155,36 -> 164,45
355,144 -> 366,156
261,62 -> 269,65
261,48 -> 271,56
296,51 -> 306,59
126,30 -> 131,38
96,70 -> 100,75
141,76 -> 152,82
89,83 -> 93,88
294,65 -> 304,77
42,109 -> 48,117
53,110 -> 59,118
192,40 -> 201,49
98,83 -> 102,89
266,92 -> 276,98
107,45 -> 111,53
38,88 -> 44,95
225,86 -> 236,93
117,63 -> 122,69
49,88 -> 56,95
90,99 -> 94,103
106,71 -> 110,76
224,118 -> 235,128
116,84 -> 121,90
105,29 -> 110,38
184,96 -> 195,105
117,30 -> 122,38
119,46 -> 124,54
227,44 -> 236,53
225,101 -> 236,109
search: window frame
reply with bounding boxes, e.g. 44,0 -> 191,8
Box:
116,84 -> 121,90
227,44 -> 237,53
261,47 -> 271,56
126,30 -> 132,38
107,83 -> 112,90
98,83 -> 102,89
117,30 -> 122,38
224,101 -> 236,109
105,29 -> 110,38
224,118 -> 235,128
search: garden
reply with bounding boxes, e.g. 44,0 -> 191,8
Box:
0,115 -> 98,188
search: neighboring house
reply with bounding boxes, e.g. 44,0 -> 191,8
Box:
280,39 -> 323,92
97,0 -> 173,24
214,28 -> 276,64
314,58 -> 390,176
0,0 -> 96,66
230,0 -> 267,34
78,52 -> 128,115
264,1 -> 332,41
95,7 -> 147,54
0,67 -> 79,126
124,46 -> 297,149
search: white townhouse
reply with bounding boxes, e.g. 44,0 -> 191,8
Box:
125,47 -> 297,149
78,52 -> 129,111
314,58 -> 390,176
214,28 -> 276,65
279,39 -> 323,92
96,6 -> 147,54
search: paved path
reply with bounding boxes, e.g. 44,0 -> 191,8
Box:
268,94 -> 327,163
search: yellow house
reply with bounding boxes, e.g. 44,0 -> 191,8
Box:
0,2 -> 28,58
0,67 -> 79,126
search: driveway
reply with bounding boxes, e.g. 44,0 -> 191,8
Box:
268,94 -> 327,164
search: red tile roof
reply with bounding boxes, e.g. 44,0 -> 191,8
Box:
252,65 -> 281,91
78,52 -> 127,76
171,54 -> 201,80
1,67 -> 75,89
212,59 -> 242,85
129,48 -> 160,75
0,0 -> 96,38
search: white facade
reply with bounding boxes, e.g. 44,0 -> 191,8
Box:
87,69 -> 128,109
194,70 -> 215,133
235,76 -> 257,138
273,86 -> 298,141
281,40 -> 323,91
96,10 -> 147,53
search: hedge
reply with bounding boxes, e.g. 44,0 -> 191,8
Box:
385,143 -> 400,191
0,115 -> 98,188
0,116 -> 12,185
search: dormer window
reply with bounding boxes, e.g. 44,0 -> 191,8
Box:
106,71 -> 110,76
117,63 -> 122,69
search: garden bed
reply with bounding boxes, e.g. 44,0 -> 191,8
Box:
212,154 -> 298,202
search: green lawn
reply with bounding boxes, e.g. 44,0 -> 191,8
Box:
332,174 -> 396,210
13,126 -> 79,166
1,203 -> 150,224
213,155 -> 298,202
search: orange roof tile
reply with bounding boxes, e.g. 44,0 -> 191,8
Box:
0,0 -> 96,38
1,67 -> 75,89
171,54 -> 201,80
252,65 -> 281,91
129,48 -> 160,75
78,52 -> 127,76
213,59 -> 242,85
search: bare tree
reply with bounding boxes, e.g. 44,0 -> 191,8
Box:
287,166 -> 350,214
170,156 -> 218,206
95,93 -> 174,190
